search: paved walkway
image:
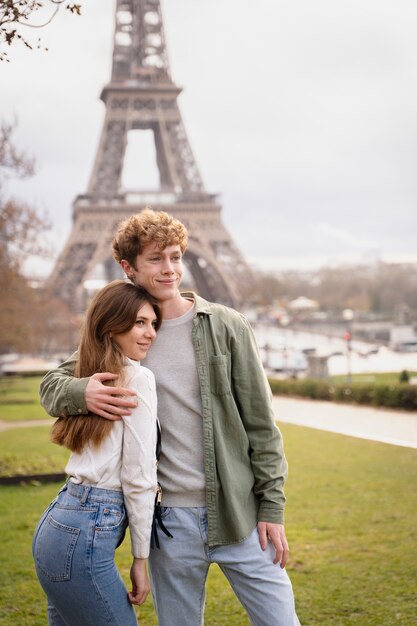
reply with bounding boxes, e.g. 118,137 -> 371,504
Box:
2,401 -> 417,449
0,418 -> 53,432
272,396 -> 417,449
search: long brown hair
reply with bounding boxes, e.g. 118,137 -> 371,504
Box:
50,280 -> 161,453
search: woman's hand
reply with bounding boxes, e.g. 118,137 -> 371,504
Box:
128,558 -> 150,606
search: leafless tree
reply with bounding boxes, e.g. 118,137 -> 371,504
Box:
0,0 -> 81,61
0,122 -> 76,355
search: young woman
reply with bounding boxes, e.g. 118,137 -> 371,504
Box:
32,280 -> 161,626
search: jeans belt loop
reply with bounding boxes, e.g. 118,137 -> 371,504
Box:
80,485 -> 91,505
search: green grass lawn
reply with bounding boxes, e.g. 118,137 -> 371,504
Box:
0,376 -> 49,422
0,426 -> 67,476
1,424 -> 417,625
330,371 -> 417,385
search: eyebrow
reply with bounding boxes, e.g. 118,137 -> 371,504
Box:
146,249 -> 180,255
136,315 -> 158,322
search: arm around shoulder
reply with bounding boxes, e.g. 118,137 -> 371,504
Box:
39,351 -> 88,417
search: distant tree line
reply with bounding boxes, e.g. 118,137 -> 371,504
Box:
251,263 -> 417,318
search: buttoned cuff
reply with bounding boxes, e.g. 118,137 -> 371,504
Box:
257,503 -> 285,525
66,377 -> 89,415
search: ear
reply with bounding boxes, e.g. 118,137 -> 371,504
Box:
120,259 -> 134,279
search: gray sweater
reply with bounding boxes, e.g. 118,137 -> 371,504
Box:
143,303 -> 206,507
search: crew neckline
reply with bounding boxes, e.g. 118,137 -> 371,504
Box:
161,300 -> 195,327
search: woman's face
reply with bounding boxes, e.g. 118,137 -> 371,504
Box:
112,302 -> 158,361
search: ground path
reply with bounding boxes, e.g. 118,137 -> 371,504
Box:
1,401 -> 417,449
0,418 -> 53,432
272,396 -> 417,449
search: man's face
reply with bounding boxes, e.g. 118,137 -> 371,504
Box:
121,242 -> 184,302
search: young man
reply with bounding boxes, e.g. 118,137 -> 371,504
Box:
40,209 -> 301,626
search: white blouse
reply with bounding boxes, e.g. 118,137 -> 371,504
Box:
66,359 -> 158,558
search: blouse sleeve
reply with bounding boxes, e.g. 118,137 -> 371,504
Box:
120,366 -> 158,558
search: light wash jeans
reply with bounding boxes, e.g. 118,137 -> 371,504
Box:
148,507 -> 301,626
32,481 -> 137,626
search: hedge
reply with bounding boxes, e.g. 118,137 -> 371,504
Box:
268,378 -> 417,411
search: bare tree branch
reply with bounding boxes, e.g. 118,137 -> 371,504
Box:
0,0 -> 81,60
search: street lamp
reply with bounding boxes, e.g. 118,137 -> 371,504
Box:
342,308 -> 354,384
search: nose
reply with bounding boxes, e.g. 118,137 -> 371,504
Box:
161,258 -> 175,274
145,324 -> 157,339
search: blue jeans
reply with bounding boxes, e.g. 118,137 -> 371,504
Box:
148,507 -> 301,626
32,481 -> 137,626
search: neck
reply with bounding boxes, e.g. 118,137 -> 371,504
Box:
159,292 -> 193,320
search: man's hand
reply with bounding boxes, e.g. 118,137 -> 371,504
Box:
85,373 -> 138,421
257,522 -> 289,568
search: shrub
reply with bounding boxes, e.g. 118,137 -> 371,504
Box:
399,369 -> 410,383
268,378 -> 417,411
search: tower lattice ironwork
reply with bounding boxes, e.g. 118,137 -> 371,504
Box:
48,0 -> 252,309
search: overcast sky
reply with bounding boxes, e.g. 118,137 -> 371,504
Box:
2,0 -> 417,277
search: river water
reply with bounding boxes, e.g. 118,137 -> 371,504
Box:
252,323 -> 417,376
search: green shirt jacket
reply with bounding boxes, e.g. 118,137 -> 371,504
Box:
40,293 -> 288,547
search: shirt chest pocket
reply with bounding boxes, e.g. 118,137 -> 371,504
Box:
209,354 -> 231,396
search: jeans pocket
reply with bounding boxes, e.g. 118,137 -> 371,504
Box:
96,503 -> 126,530
34,514 -> 80,581
159,506 -> 171,519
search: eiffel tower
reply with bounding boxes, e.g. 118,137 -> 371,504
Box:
48,0 -> 252,310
